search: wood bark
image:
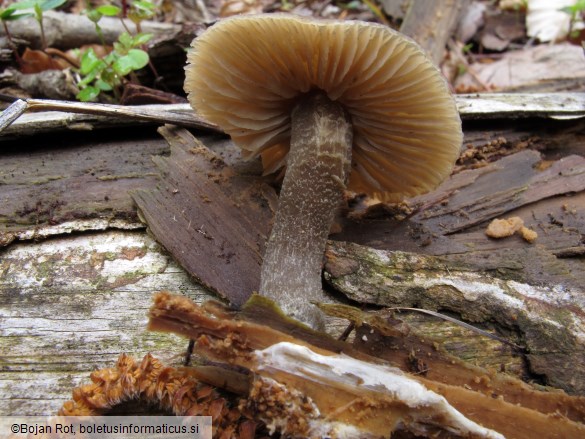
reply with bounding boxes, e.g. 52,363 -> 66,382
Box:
0,127 -> 166,245
324,241 -> 585,395
132,125 -> 276,307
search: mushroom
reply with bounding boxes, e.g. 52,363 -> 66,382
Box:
184,14 -> 462,329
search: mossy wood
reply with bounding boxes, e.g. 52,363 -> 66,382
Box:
0,230 -> 214,415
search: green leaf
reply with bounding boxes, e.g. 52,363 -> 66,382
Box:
33,3 -> 42,20
128,0 -> 155,22
10,0 -> 37,10
40,0 -> 66,11
0,7 -> 16,19
131,32 -> 153,46
85,8 -> 102,23
77,68 -> 99,88
77,86 -> 101,102
104,51 -> 119,64
95,5 -> 121,16
112,49 -> 149,75
0,7 -> 33,20
112,41 -> 124,54
126,48 -> 149,68
79,48 -> 101,75
133,0 -> 156,12
118,32 -> 133,50
95,78 -> 113,91
101,69 -> 121,87
561,0 -> 585,15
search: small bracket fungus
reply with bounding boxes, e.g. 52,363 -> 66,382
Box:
185,14 -> 462,329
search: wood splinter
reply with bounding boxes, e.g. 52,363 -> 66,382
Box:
147,291 -> 585,439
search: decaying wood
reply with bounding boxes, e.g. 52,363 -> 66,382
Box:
400,0 -> 471,65
0,99 -> 218,138
324,241 -> 585,395
0,128 -> 167,246
456,93 -> 585,119
148,291 -> 585,439
418,150 -> 585,235
338,149 -> 585,290
58,353 -> 258,439
132,125 -> 276,307
0,68 -> 78,101
2,94 -> 583,138
0,230 -> 215,416
1,98 -> 584,426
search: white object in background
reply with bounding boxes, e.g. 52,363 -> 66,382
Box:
527,0 -> 585,42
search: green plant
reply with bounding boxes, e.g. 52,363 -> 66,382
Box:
30,0 -> 67,49
85,4 -> 122,46
127,0 -> 156,32
562,0 -> 585,39
76,31 -> 152,102
77,0 -> 156,102
0,0 -> 66,64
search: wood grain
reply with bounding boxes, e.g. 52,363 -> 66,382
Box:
0,230 -> 214,416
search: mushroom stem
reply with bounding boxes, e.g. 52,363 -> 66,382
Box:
259,93 -> 353,330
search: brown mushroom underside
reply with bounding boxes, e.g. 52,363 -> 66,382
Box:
185,14 -> 462,202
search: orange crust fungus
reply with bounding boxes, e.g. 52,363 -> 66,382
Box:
59,354 -> 259,439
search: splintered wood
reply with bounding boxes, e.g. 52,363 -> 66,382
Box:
128,126 -> 584,395
324,241 -> 585,395
132,125 -> 276,307
147,291 -> 585,439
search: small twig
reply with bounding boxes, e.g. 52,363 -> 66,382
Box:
2,93 -> 583,136
384,307 -> 526,352
0,99 -> 28,132
184,339 -> 195,366
2,20 -> 24,68
45,47 -> 80,68
0,96 -> 220,134
338,321 -> 355,341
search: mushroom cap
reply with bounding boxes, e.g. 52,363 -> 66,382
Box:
185,14 -> 463,201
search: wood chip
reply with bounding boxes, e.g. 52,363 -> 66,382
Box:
131,126 -> 276,307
